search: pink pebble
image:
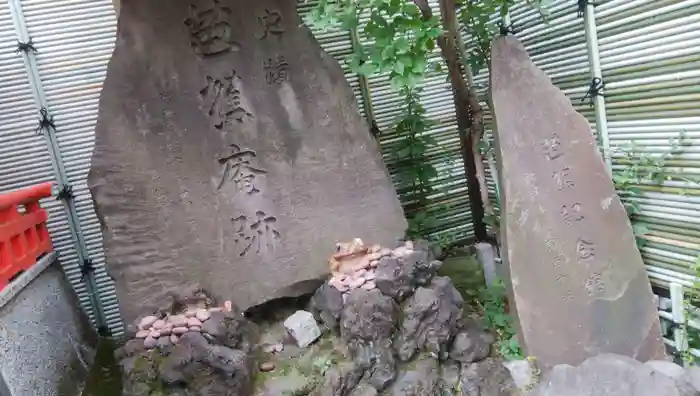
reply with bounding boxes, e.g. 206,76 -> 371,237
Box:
367,252 -> 382,261
168,315 -> 187,327
185,310 -> 196,318
355,269 -> 367,277
369,260 -> 379,268
189,326 -> 201,332
172,327 -> 188,335
149,330 -> 161,339
135,330 -> 150,339
224,301 -> 233,312
349,277 -> 366,289
196,310 -> 211,322
187,317 -> 202,327
160,327 -> 172,336
138,316 -> 158,330
152,320 -> 166,330
362,281 -> 376,290
171,334 -> 179,344
364,271 -> 376,281
144,336 -> 158,349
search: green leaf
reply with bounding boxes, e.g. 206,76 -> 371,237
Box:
395,37 -> 410,54
394,60 -> 405,75
357,62 -> 377,76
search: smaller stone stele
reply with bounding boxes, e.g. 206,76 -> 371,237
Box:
490,35 -> 665,370
284,310 -> 321,349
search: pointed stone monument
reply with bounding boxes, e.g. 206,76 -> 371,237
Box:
489,35 -> 665,369
89,0 -> 406,324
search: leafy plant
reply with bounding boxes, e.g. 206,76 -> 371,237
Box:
610,132 -> 689,247
478,278 -> 523,360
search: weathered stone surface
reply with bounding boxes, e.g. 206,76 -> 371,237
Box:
340,289 -> 398,343
309,283 -> 344,330
119,314 -> 257,396
394,277 -> 463,362
284,310 -> 322,348
489,35 -> 665,369
460,357 -> 519,396
89,0 -> 406,324
504,359 -> 537,392
532,354 -> 691,396
388,355 -> 440,395
375,250 -> 441,302
645,360 -> 685,379
449,325 -> 494,364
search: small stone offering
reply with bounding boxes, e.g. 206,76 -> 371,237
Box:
283,310 -> 321,349
139,315 -> 158,330
135,330 -> 149,339
260,362 -> 276,372
196,309 -> 211,322
144,336 -> 158,349
152,319 -> 165,330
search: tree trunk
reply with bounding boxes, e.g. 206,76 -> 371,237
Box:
414,0 -> 488,241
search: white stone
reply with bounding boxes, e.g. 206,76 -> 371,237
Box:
283,310 -> 321,349
504,360 -> 536,391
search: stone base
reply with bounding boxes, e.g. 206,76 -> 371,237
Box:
0,252 -> 97,396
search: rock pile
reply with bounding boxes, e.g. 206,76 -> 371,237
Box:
134,307 -> 221,349
116,293 -> 259,396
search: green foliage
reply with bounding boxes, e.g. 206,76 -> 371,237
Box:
682,257 -> 700,366
611,132 -> 688,248
478,278 -> 523,360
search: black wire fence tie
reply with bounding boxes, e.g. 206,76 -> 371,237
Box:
35,108 -> 55,134
577,0 -> 598,17
56,184 -> 74,201
581,77 -> 605,107
16,38 -> 37,54
498,21 -> 516,36
81,259 -> 95,281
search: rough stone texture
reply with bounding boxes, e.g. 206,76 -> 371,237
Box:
460,357 -> 519,396
531,354 -> 693,396
375,251 -> 441,302
388,355 -> 440,395
118,315 -> 257,396
89,0 -> 406,324
284,310 -> 322,348
394,277 -> 463,362
490,35 -> 665,369
340,289 -> 398,343
0,259 -> 97,396
309,283 -> 344,330
645,360 -> 685,379
504,359 -> 536,392
311,361 -> 365,396
449,326 -> 494,363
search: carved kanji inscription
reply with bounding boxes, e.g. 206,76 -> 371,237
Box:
258,8 -> 285,40
184,0 -> 240,57
264,56 -> 290,85
217,144 -> 267,193
232,211 -> 281,257
200,70 -> 254,129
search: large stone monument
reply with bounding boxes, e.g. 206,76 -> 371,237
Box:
489,36 -> 665,369
89,0 -> 406,324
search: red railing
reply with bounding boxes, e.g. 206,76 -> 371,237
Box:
0,182 -> 53,290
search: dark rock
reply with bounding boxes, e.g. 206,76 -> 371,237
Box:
394,277 -> 463,362
340,289 -> 398,343
349,339 -> 397,392
200,311 -> 258,352
388,355 -> 440,395
310,283 -> 345,330
460,357 -> 518,396
375,250 -> 442,302
312,361 -> 365,396
439,360 -> 461,395
449,326 -> 494,363
348,381 -> 378,396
